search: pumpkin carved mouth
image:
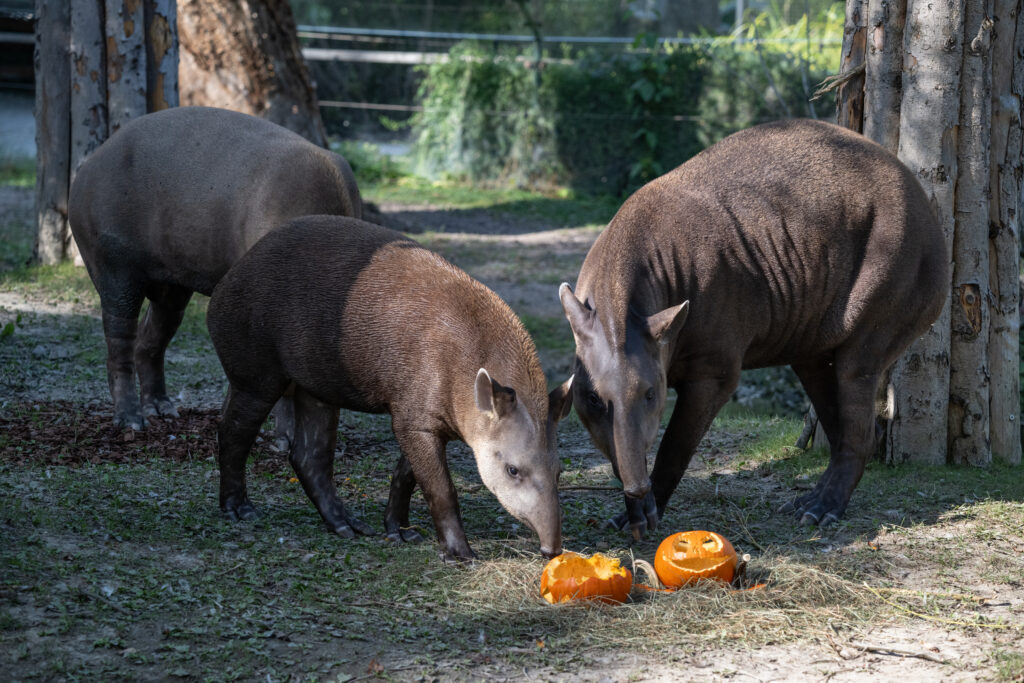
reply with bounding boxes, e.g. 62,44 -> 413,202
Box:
539,552 -> 633,604
654,530 -> 738,588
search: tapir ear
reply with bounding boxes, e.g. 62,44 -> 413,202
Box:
559,283 -> 593,341
645,300 -> 689,345
547,375 -> 574,423
475,368 -> 517,418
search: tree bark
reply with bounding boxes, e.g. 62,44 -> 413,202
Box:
886,0 -> 964,465
948,1 -> 993,466
178,0 -> 327,146
145,0 -> 178,112
105,0 -> 147,132
988,0 -> 1023,465
862,0 -> 905,152
837,0 -> 867,133
34,0 -> 71,266
70,0 -> 108,181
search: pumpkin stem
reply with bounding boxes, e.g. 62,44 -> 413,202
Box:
632,558 -> 663,590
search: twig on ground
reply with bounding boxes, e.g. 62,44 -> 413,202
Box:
863,583 -> 1020,630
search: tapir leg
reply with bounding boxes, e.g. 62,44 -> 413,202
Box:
97,276 -> 147,430
383,454 -> 425,543
787,355 -> 881,525
289,387 -> 375,538
392,424 -> 474,562
136,284 -> 193,419
609,371 -> 740,537
785,358 -> 845,519
218,384 -> 278,520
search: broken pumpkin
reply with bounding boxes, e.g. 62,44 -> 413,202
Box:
540,552 -> 633,604
654,530 -> 737,588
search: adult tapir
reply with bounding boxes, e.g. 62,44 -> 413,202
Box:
559,119 -> 947,535
68,106 -> 361,432
207,215 -> 573,562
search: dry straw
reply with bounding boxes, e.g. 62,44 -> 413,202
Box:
444,551 -> 876,649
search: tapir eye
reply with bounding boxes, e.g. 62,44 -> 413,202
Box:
506,464 -> 520,478
645,387 -> 656,402
585,390 -> 603,410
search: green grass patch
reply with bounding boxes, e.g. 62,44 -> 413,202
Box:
0,155 -> 34,188
519,314 -> 574,355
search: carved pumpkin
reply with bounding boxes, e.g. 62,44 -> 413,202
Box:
540,552 -> 633,604
654,530 -> 737,588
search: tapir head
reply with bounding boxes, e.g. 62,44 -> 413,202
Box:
468,368 -> 573,559
558,282 -> 689,500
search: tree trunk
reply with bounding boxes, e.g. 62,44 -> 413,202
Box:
35,0 -> 178,265
988,0 -> 1023,465
884,0 -> 964,465
177,0 -> 327,146
948,2 -> 994,466
862,0 -> 905,153
145,0 -> 178,112
837,0 -> 867,133
34,0 -> 71,266
105,0 -> 147,132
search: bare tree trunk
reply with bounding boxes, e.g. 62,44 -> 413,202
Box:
988,0 -> 1023,465
36,0 -> 177,265
948,2 -> 994,466
105,0 -> 147,132
178,0 -> 327,146
837,0 -> 867,133
145,0 -> 178,112
886,0 -> 964,465
34,0 -> 71,266
862,0 -> 905,152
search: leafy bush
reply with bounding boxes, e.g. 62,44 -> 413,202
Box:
410,10 -> 842,195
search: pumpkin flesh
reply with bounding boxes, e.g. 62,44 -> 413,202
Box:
654,531 -> 737,588
540,552 -> 632,604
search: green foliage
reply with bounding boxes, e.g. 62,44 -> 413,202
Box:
0,154 -> 34,188
331,139 -> 409,183
410,10 -> 842,195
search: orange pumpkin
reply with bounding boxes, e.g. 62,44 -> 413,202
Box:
540,552 -> 633,604
654,530 -> 737,588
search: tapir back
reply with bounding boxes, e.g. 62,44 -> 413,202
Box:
579,118 -> 947,368
68,106 -> 362,295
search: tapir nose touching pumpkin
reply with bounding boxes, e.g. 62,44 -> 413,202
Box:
560,119 -> 947,538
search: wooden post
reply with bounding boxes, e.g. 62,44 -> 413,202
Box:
105,0 -> 147,133
988,0 -> 1023,465
886,0 -> 965,465
837,0 -> 867,132
144,0 -> 178,112
948,0 -> 994,466
862,0 -> 905,152
34,0 -> 71,266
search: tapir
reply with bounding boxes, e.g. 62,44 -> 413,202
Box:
559,119 -> 947,535
206,215 -> 573,562
68,106 -> 361,434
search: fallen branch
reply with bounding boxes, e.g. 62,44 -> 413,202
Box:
863,582 -> 1020,630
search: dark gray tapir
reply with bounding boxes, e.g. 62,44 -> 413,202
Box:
68,106 -> 361,433
559,119 -> 947,535
207,215 -> 573,562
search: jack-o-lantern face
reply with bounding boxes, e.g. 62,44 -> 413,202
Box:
540,552 -> 633,604
654,531 -> 737,588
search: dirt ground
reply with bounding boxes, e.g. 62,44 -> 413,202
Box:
2,184 -> 1023,682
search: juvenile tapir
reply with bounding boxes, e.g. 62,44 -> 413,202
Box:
559,119 -> 947,535
206,215 -> 573,562
68,106 -> 361,432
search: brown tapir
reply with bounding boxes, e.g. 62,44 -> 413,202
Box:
68,106 -> 361,433
206,215 -> 573,562
559,119 -> 947,535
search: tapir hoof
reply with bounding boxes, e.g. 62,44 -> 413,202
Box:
783,490 -> 847,527
440,546 -> 477,565
113,409 -> 146,432
223,498 -> 258,522
142,396 -> 179,419
385,527 -> 425,544
607,491 -> 659,539
330,513 -> 376,539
